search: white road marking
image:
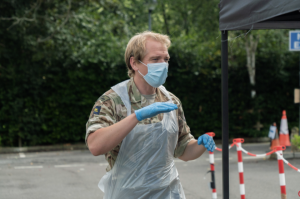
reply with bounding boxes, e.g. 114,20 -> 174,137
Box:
19,153 -> 26,158
15,166 -> 43,169
6,156 -> 19,159
243,156 -> 265,160
206,157 -> 232,161
54,164 -> 85,168
99,163 -> 109,166
174,159 -> 196,163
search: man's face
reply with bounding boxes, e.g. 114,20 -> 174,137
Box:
137,38 -> 170,76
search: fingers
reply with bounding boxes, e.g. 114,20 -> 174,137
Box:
198,134 -> 215,152
206,137 -> 215,152
135,102 -> 178,121
163,103 -> 178,110
197,136 -> 203,145
211,147 -> 215,152
154,102 -> 177,108
203,135 -> 208,143
156,103 -> 178,113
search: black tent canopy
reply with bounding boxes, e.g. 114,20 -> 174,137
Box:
219,0 -> 300,30
218,1 -> 300,199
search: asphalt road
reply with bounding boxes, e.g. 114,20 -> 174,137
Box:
0,143 -> 299,199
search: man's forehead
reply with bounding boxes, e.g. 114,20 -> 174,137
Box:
144,40 -> 168,56
145,38 -> 168,50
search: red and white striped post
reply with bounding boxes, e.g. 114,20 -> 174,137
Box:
276,146 -> 287,199
233,138 -> 245,199
206,132 -> 217,199
276,147 -> 300,173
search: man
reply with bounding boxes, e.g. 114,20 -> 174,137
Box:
86,31 -> 215,199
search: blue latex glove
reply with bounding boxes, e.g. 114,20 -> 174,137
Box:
197,134 -> 215,152
135,102 -> 178,121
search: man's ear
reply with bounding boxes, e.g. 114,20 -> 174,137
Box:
130,57 -> 139,72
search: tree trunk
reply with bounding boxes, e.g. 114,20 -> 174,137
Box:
245,34 -> 259,98
162,3 -> 170,35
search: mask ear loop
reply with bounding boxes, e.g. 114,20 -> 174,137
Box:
139,60 -> 147,66
137,60 -> 147,77
138,70 -> 145,77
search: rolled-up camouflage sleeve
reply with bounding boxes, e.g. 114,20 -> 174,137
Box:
169,93 -> 195,158
85,94 -> 116,147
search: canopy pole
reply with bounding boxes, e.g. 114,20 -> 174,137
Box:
221,30 -> 229,199
148,9 -> 152,31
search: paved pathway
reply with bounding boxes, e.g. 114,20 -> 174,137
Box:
0,143 -> 299,199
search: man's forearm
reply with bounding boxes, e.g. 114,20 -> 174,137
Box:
87,113 -> 139,156
179,139 -> 206,161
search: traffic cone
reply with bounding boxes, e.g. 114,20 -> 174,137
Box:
279,110 -> 291,147
270,122 -> 280,150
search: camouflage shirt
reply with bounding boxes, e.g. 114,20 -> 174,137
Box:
86,78 -> 194,172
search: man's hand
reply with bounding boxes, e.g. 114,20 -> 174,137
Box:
134,102 -> 178,121
197,134 -> 215,152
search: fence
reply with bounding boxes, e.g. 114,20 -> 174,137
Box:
206,132 -> 300,199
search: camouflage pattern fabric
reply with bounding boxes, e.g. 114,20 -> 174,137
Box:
86,78 -> 194,172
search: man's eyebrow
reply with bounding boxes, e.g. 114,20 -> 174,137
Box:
149,55 -> 170,59
149,56 -> 160,59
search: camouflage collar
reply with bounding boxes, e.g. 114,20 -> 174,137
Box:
127,78 -> 168,107
127,78 -> 142,103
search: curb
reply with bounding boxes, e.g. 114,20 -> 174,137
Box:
0,137 -> 271,154
214,137 -> 270,145
269,150 -> 300,160
0,143 -> 88,154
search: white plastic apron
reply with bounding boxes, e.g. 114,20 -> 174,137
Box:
98,79 -> 186,199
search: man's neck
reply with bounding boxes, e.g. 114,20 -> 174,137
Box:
133,75 -> 156,95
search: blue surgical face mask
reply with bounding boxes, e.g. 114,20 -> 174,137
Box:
138,61 -> 168,88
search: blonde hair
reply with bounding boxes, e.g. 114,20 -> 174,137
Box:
124,31 -> 171,78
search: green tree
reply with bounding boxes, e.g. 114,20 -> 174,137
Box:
0,0 -> 298,146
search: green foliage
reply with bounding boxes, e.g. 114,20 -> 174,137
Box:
291,135 -> 300,150
0,0 -> 299,146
